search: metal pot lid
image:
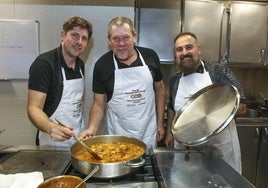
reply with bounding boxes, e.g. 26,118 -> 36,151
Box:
172,84 -> 240,147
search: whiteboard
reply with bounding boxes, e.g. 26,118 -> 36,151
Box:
0,19 -> 39,79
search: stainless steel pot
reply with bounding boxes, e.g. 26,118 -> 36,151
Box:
70,135 -> 146,178
247,108 -> 258,117
172,84 -> 240,146
38,175 -> 86,188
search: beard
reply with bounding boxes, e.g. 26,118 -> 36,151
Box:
114,47 -> 132,62
176,54 -> 200,74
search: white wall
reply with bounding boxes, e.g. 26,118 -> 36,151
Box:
0,1 -> 134,145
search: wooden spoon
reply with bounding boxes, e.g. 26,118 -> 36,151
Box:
72,135 -> 102,160
54,118 -> 102,160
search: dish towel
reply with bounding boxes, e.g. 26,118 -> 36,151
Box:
0,171 -> 43,188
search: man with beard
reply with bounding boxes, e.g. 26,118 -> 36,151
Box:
79,16 -> 166,149
164,32 -> 247,173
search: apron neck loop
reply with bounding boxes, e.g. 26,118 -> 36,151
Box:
182,61 -> 206,77
113,48 -> 146,69
61,67 -> 66,81
200,61 -> 207,73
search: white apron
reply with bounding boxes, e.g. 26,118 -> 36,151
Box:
106,49 -> 157,149
173,62 -> 241,173
174,62 -> 212,112
39,67 -> 85,147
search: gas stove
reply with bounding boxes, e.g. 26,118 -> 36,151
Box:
62,153 -> 165,188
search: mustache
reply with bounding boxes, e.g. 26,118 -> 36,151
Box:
179,54 -> 193,60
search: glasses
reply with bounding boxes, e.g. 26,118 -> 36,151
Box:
69,32 -> 88,43
111,35 -> 131,43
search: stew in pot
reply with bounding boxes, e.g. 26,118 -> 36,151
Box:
74,142 -> 145,163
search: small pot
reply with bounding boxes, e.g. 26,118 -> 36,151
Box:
70,135 -> 146,178
247,108 -> 258,118
37,175 -> 86,188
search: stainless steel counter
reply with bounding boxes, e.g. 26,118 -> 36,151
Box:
0,146 -> 255,188
236,117 -> 268,124
153,148 -> 255,188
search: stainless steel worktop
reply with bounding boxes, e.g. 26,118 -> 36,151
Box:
235,117 -> 268,124
153,148 -> 254,188
0,146 -> 255,188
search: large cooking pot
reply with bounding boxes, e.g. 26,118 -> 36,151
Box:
70,135 -> 146,178
172,84 -> 240,146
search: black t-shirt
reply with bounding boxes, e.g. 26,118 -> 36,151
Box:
93,46 -> 163,102
28,45 -> 85,116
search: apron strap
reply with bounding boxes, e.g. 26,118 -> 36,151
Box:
47,47 -> 64,117
112,48 -> 146,69
36,48 -> 63,145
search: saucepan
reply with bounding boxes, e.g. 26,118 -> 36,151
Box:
37,175 -> 86,188
246,108 -> 258,118
70,135 -> 146,178
172,83 -> 240,146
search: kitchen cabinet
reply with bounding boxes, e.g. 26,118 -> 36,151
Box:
228,1 -> 268,64
135,0 -> 224,63
256,125 -> 268,188
184,0 -> 224,63
135,0 -> 268,65
237,121 -> 268,188
134,0 -> 182,63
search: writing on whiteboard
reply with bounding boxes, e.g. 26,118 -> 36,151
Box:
0,29 -> 22,48
0,20 -> 39,79
0,44 -> 22,48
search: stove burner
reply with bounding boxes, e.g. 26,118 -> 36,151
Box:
63,154 -> 163,186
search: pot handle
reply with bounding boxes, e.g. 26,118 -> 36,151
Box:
124,157 -> 145,168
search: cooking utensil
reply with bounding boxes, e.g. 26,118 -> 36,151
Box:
74,165 -> 99,188
259,91 -> 265,99
72,135 -> 102,160
172,84 -> 240,146
246,108 -> 258,118
259,91 -> 268,107
70,135 -> 146,178
38,175 -> 86,188
54,118 -> 102,160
